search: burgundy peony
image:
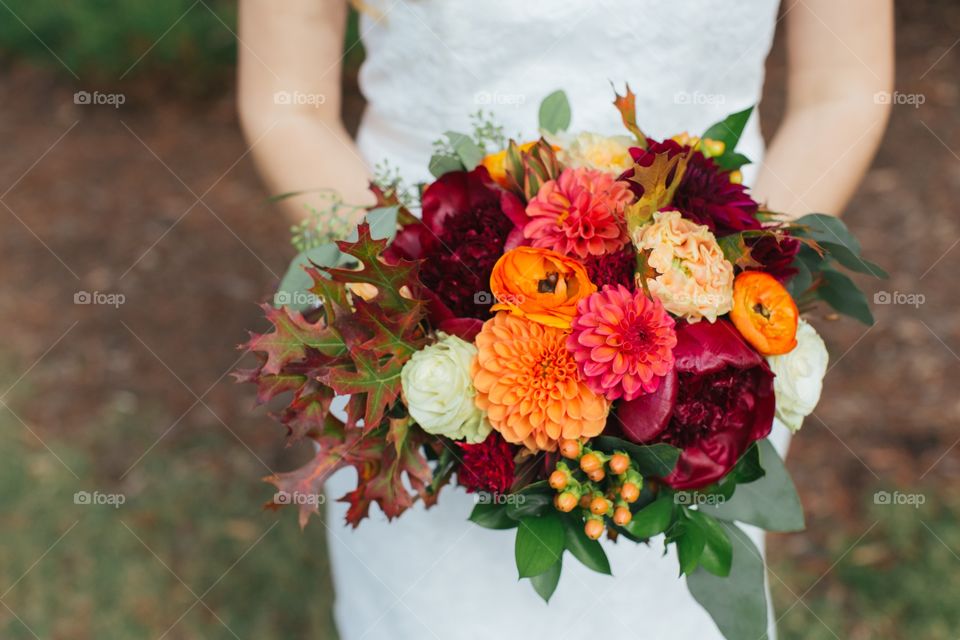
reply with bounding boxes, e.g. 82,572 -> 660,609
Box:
385,167 -> 516,321
583,244 -> 637,290
614,320 -> 775,490
458,433 -> 516,495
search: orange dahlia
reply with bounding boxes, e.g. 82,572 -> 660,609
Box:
471,312 -> 609,452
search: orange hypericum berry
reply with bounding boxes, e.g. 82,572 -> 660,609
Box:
609,452 -> 630,475
549,470 -> 568,490
729,271 -> 799,356
589,496 -> 611,516
587,469 -> 606,482
579,452 -> 603,473
559,438 -> 582,459
554,492 -> 578,513
620,482 -> 640,503
584,518 -> 605,540
613,506 -> 633,526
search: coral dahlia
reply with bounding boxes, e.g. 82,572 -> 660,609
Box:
471,312 -> 609,452
523,167 -> 633,260
568,285 -> 677,401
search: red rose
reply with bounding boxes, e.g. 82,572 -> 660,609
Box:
385,167 -> 517,323
458,433 -> 516,495
614,320 -> 775,490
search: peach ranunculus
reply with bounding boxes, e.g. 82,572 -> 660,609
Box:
632,209 -> 734,323
558,132 -> 635,175
489,246 -> 597,329
472,312 -> 609,452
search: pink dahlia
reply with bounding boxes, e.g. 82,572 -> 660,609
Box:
567,285 -> 677,401
523,167 -> 633,260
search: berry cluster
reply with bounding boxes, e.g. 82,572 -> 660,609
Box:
550,439 -> 644,540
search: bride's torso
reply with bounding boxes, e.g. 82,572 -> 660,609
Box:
330,3 -> 786,639
356,0 -> 781,185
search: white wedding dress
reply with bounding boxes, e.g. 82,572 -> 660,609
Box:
326,1 -> 788,638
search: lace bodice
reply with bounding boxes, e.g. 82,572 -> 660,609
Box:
357,0 -> 781,185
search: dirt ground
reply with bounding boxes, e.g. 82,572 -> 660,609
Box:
1,0 -> 959,637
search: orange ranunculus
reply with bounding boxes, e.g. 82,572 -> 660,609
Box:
480,141 -> 542,186
729,271 -> 799,355
489,246 -> 596,329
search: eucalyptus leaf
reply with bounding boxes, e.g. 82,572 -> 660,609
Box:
792,213 -> 862,254
539,90 -> 572,134
701,439 -> 805,532
275,243 -> 348,311
687,522 -> 769,640
562,516 -> 611,575
702,106 -> 754,152
345,205 -> 399,242
818,268 -> 875,325
515,512 -> 565,578
428,153 -> 464,178
445,131 -> 485,170
529,555 -> 563,602
469,502 -> 518,530
820,241 -> 888,278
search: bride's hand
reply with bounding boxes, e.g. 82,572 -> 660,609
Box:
237,0 -> 375,223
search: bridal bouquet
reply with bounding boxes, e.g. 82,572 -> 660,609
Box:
239,87 -> 882,638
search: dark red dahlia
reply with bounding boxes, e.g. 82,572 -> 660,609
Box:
613,320 -> 775,490
746,234 -> 801,283
671,148 -> 761,237
458,433 -> 516,495
386,167 -> 515,320
583,244 -> 636,290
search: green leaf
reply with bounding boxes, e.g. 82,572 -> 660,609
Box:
818,267 -> 874,325
538,90 -> 571,134
469,502 -> 518,530
702,439 -> 805,532
515,511 -> 565,578
786,254 -> 813,299
592,436 -> 680,477
444,131 -> 485,170
506,484 -> 553,520
428,153 -> 464,178
820,241 -> 888,278
275,243 -> 347,312
676,516 -> 706,576
621,495 -> 675,540
713,151 -> 752,171
702,106 -> 754,152
529,555 -> 563,602
727,442 -> 765,485
562,516 -> 611,575
792,213 -> 861,254
687,522 -> 769,640
687,510 -> 733,577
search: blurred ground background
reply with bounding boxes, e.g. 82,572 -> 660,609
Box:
0,1 -> 958,638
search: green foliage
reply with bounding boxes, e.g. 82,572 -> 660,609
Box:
515,512 -> 565,578
538,89 -> 571,134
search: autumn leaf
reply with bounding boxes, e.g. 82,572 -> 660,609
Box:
319,355 -> 404,430
612,83 -> 647,145
718,232 -> 763,270
624,146 -> 693,237
244,304 -> 346,375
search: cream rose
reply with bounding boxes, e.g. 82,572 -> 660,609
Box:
767,320 -> 829,432
557,132 -> 635,174
401,333 -> 491,443
632,209 -> 734,323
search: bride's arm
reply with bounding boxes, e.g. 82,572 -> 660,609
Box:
752,0 -> 894,219
238,0 -> 374,222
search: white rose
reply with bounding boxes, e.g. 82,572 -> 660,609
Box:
767,320 -> 829,432
401,333 -> 491,443
555,131 -> 635,174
